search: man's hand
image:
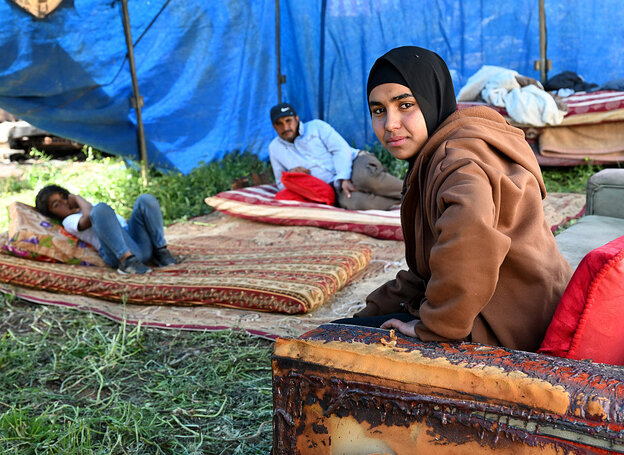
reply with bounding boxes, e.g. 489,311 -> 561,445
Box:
289,166 -> 310,174
380,318 -> 419,338
341,179 -> 357,198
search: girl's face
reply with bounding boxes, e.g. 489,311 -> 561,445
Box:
368,83 -> 428,161
47,193 -> 75,219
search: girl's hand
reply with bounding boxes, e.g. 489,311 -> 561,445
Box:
380,318 -> 419,338
67,194 -> 93,230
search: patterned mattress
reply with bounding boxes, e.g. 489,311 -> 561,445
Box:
0,234 -> 371,314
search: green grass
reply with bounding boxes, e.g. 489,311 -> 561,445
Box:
367,143 -> 410,179
541,163 -> 608,194
0,293 -> 273,454
0,148 -> 272,232
0,150 -> 276,453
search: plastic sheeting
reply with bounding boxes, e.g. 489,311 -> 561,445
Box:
0,0 -> 278,173
0,0 -> 622,173
282,0 -> 624,152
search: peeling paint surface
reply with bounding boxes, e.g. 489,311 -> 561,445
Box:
272,324 -> 624,454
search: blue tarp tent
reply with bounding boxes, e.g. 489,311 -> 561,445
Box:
0,0 -> 623,174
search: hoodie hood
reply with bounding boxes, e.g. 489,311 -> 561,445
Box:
413,105 -> 547,197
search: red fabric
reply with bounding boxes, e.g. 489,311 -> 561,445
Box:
275,188 -> 309,203
539,235 -> 624,365
277,171 -> 335,205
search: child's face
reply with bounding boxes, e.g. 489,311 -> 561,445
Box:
47,193 -> 76,219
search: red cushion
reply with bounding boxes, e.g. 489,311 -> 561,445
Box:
275,188 -> 309,202
278,171 -> 335,205
539,235 -> 624,365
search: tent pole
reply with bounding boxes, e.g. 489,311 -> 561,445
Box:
275,0 -> 285,103
121,0 -> 148,186
537,0 -> 550,85
318,0 -> 326,120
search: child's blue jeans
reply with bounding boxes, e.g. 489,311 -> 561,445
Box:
89,194 -> 167,268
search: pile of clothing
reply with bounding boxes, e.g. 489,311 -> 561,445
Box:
458,66 -> 624,128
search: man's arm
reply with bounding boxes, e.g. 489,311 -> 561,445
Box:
289,166 -> 310,174
68,194 -> 93,230
268,142 -> 288,190
318,121 -> 357,187
269,139 -> 312,189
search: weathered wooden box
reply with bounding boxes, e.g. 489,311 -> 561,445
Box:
272,324 -> 624,454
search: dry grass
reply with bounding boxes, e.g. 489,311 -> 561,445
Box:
0,293 -> 273,454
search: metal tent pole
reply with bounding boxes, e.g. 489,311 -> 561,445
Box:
318,0 -> 326,120
121,0 -> 148,186
275,0 -> 286,103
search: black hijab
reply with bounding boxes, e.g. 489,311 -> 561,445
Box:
367,46 -> 456,137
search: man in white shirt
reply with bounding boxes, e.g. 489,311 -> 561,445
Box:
268,103 -> 402,210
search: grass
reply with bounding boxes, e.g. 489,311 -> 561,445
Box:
541,162 -> 608,194
1,150 -> 275,453
0,147 -> 272,232
0,294 -> 273,454
0,147 -> 606,453
367,143 -> 410,179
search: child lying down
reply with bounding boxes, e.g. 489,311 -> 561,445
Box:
35,185 -> 176,274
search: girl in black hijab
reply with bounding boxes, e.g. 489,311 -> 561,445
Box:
334,46 -> 571,352
367,46 -> 456,138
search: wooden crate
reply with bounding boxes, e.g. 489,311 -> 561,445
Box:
272,324 -> 624,454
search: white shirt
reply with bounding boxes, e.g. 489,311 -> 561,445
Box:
63,212 -> 127,250
269,119 -> 359,190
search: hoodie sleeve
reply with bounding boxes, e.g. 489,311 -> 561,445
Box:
413,159 -> 511,342
355,269 -> 426,317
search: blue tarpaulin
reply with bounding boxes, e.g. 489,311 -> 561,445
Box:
0,0 -> 623,174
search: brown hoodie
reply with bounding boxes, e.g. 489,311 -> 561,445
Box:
365,106 -> 572,352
